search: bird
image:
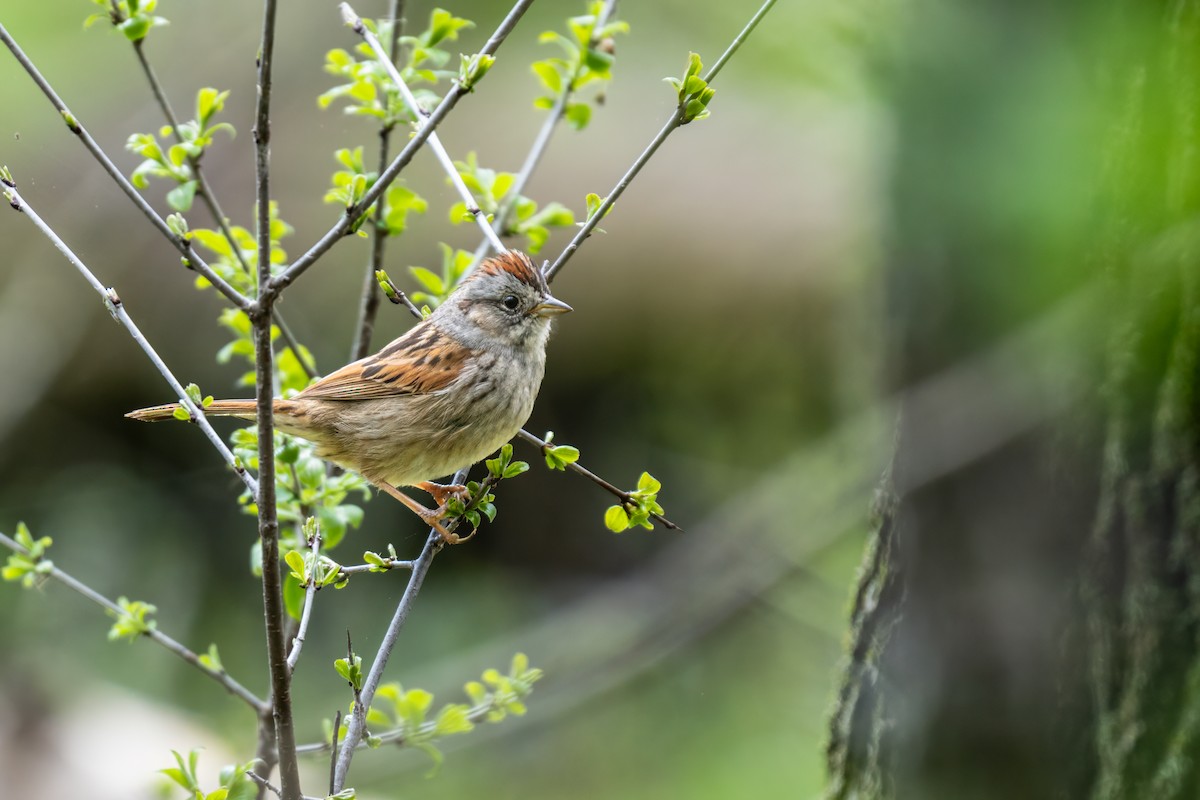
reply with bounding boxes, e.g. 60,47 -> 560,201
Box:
128,250 -> 572,542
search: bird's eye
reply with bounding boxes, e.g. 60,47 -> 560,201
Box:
501,294 -> 520,311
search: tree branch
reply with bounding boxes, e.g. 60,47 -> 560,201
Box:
0,530 -> 267,712
0,23 -> 251,310
286,530 -> 322,674
249,0 -> 301,797
130,38 -> 318,380
1,180 -> 256,494
544,0 -> 777,282
515,429 -> 682,531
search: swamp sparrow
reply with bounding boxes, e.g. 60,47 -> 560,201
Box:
128,250 -> 571,542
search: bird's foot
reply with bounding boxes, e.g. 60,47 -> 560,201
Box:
373,481 -> 469,544
416,481 -> 471,508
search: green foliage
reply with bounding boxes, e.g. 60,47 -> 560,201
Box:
450,152 -> 575,253
604,472 -> 665,532
284,527 -> 347,590
435,444 -> 531,532
361,543 -> 403,573
326,653 -> 542,772
540,430 -> 581,471
107,596 -> 157,642
532,1 -> 630,129
323,146 -> 428,236
665,52 -> 717,123
1,522 -> 53,588
457,52 -> 495,92
126,88 -> 235,211
486,443 -> 531,481
408,243 -> 474,308
231,428 -> 369,551
190,200 -> 292,297
85,0 -> 168,42
335,652 -> 365,692
319,10 -> 474,125
198,643 -> 224,673
159,749 -> 258,800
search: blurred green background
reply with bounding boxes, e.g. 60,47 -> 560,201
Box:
0,1 -> 886,798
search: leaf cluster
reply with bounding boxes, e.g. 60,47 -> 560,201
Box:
1,522 -> 53,588
126,88 -> 234,212
605,472 -> 665,532
328,653 -> 542,771
531,1 -> 630,130
159,749 -> 258,800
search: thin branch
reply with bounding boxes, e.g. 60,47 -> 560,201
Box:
131,38 -> 318,380
338,557 -> 415,576
544,0 -> 777,282
298,695 -> 506,754
0,530 -> 267,712
0,23 -> 251,310
350,0 -> 408,362
250,1 -> 301,798
267,0 -> 535,298
342,2 -> 506,253
286,529 -> 322,673
515,430 -> 682,531
471,0 -> 620,267
331,461 -> 474,791
1,180 -> 257,494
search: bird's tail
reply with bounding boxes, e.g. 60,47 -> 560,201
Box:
126,399 -> 259,422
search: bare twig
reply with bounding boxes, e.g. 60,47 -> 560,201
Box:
267,0 -> 535,298
0,530 -> 267,711
515,429 -> 682,531
286,529 -> 322,673
1,181 -> 256,494
0,24 -> 250,310
544,0 -> 777,281
341,2 -> 506,253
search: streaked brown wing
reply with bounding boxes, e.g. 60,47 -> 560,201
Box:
295,323 -> 468,401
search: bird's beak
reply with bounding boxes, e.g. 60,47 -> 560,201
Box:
533,295 -> 573,317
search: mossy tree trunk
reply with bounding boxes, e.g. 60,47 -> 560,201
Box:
826,2 -> 1200,798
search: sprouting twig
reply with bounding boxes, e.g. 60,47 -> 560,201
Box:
337,557 -> 415,576
266,0 -> 535,299
0,530 -> 267,711
544,0 -> 777,281
515,429 -> 682,531
130,39 -> 319,380
0,24 -> 250,311
330,460 -> 474,791
1,181 -> 256,494
297,695 -> 509,754
331,530 -> 442,790
469,0 -> 620,268
286,530 -> 322,673
341,2 -> 506,254
350,0 -> 409,362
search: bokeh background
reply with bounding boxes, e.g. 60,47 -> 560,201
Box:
0,2 -> 886,798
